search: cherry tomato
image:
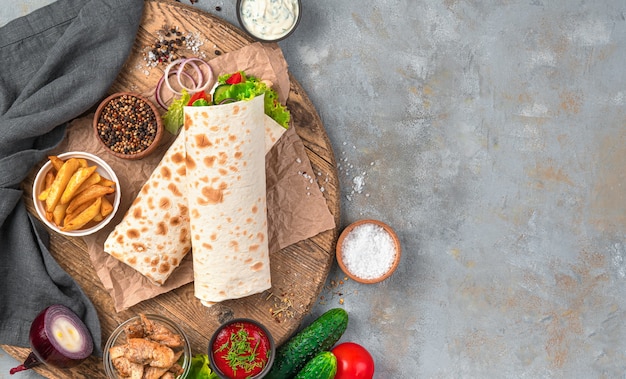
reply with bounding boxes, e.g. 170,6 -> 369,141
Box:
331,342 -> 375,379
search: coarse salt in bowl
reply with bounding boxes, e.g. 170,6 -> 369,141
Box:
336,219 -> 401,284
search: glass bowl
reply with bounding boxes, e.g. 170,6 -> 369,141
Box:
32,151 -> 121,237
103,314 -> 191,379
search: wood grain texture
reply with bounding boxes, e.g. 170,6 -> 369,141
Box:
2,0 -> 339,377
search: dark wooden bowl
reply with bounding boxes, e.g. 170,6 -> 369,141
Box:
93,92 -> 163,160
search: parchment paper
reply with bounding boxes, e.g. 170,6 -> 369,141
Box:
50,43 -> 336,311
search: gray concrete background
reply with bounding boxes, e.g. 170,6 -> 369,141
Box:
3,1 -> 626,378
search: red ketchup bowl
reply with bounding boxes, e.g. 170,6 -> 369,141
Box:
208,318 -> 275,379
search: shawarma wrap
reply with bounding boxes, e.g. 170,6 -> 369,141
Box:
184,95 -> 271,305
103,71 -> 287,294
103,114 -> 284,287
103,134 -> 189,285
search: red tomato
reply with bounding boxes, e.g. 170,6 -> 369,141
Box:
331,342 -> 375,379
187,91 -> 210,106
225,71 -> 243,84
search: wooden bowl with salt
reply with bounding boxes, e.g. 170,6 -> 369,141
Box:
335,219 -> 401,284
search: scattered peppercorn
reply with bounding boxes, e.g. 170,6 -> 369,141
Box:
215,6 -> 222,11
96,95 -> 158,156
215,50 -> 222,56
143,25 -> 205,67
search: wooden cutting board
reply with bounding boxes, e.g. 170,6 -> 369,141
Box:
1,1 -> 339,377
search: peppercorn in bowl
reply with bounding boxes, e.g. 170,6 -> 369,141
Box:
93,92 -> 163,160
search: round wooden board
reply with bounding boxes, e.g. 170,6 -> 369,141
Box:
2,1 -> 340,377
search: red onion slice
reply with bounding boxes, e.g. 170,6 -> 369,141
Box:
10,305 -> 94,374
163,58 -> 185,95
156,69 -> 196,109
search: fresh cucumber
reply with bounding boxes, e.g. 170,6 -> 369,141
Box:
266,308 -> 348,379
294,351 -> 337,379
212,83 -> 231,104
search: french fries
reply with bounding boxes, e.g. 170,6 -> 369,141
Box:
45,158 -> 80,212
63,197 -> 102,231
37,155 -> 116,232
66,185 -> 115,214
60,165 -> 97,205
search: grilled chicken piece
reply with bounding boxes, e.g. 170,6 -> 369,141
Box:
139,314 -> 184,348
111,356 -> 144,379
109,345 -> 127,360
143,366 -> 169,379
123,317 -> 146,339
126,338 -> 177,368
110,315 -> 185,378
168,361 -> 184,376
142,350 -> 183,379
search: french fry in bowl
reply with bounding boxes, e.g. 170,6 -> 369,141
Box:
60,165 -> 97,205
45,158 -> 80,213
32,152 -> 121,237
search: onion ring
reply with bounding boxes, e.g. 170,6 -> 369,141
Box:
177,59 -> 203,92
158,58 -> 215,109
156,69 -> 196,109
179,57 -> 214,93
218,98 -> 237,105
163,58 -> 186,95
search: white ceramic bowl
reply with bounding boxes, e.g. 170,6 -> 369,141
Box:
32,151 -> 121,237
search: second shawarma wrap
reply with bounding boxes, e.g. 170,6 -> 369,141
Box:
104,72 -> 289,304
185,94 -> 270,305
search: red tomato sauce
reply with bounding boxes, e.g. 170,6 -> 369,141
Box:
211,321 -> 271,378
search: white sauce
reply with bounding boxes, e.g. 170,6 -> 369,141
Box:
50,317 -> 83,353
240,0 -> 299,40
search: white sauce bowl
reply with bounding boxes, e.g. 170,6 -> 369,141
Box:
236,0 -> 302,42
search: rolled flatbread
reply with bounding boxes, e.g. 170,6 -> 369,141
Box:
103,134 -> 189,285
104,97 -> 284,289
185,95 -> 271,305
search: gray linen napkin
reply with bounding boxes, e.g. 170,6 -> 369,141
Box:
0,0 -> 143,356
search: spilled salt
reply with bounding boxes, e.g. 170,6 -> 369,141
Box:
341,223 -> 396,280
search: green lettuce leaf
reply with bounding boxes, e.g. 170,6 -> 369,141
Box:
264,88 -> 290,129
217,72 -> 290,128
187,354 -> 219,379
162,89 -> 191,134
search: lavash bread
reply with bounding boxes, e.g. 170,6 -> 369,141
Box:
103,97 -> 285,288
185,95 -> 271,306
103,134 -> 190,285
